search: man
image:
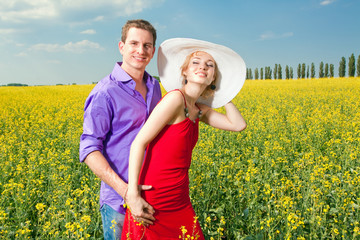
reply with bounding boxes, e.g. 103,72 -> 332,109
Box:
79,19 -> 161,239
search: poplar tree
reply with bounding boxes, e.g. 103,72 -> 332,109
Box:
311,63 -> 315,78
246,68 -> 251,79
339,57 -> 346,77
297,64 -> 301,79
261,68 -> 264,80
274,64 -> 278,79
255,68 -> 259,80
278,64 -> 282,79
319,62 -> 324,78
265,67 -> 272,79
248,68 -> 253,80
357,54 -> 360,77
325,63 -> 329,78
290,67 -> 294,79
307,65 -> 309,78
264,67 -> 267,79
301,63 -> 306,78
265,67 -> 268,79
285,65 -> 290,79
349,53 -> 355,77
330,64 -> 334,77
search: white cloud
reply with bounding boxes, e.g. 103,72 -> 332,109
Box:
0,0 -> 164,22
153,22 -> 166,31
94,16 -> 104,22
0,28 -> 18,34
63,40 -> 103,53
28,40 -> 104,53
29,43 -> 62,52
260,31 -> 276,40
47,59 -> 61,64
259,31 -> 294,41
80,29 -> 96,35
0,1 -> 57,22
15,52 -> 28,57
282,32 -> 294,38
320,0 -> 336,6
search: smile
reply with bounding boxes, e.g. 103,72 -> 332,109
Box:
196,72 -> 207,77
134,56 -> 146,61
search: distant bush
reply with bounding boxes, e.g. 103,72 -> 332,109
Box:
6,83 -> 28,87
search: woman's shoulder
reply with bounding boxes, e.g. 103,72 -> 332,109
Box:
161,90 -> 186,108
148,90 -> 186,125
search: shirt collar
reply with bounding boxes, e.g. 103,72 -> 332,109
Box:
112,62 -> 155,85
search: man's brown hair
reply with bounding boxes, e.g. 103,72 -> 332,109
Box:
121,19 -> 157,46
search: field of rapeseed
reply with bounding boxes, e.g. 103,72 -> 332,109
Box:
1,78 -> 359,239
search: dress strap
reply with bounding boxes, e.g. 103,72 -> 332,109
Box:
195,103 -> 201,111
165,89 -> 202,121
167,89 -> 187,108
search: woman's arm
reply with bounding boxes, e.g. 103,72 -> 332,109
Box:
126,91 -> 184,224
199,101 -> 247,132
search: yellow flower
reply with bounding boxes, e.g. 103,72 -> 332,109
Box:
180,226 -> 187,235
35,203 -> 46,212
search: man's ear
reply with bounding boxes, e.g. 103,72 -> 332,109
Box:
118,41 -> 124,54
151,46 -> 156,58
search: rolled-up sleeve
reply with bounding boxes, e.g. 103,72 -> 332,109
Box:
79,92 -> 112,162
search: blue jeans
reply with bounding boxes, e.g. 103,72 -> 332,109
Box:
100,204 -> 125,240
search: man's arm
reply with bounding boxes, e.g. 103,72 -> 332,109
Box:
84,150 -> 155,225
84,150 -> 128,199
81,92 -> 129,197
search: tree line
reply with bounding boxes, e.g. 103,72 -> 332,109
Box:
246,53 -> 360,80
1,83 -> 29,87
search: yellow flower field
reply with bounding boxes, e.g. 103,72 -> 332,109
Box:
0,78 -> 359,239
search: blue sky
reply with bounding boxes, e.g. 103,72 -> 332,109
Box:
0,0 -> 359,85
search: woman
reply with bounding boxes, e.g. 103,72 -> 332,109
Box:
122,38 -> 247,239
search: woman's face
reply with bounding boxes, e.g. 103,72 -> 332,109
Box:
183,51 -> 216,86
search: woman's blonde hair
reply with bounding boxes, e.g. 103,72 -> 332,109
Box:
180,51 -> 218,98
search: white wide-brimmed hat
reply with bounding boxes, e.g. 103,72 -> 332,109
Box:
157,38 -> 246,108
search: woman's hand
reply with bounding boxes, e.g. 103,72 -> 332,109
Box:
126,186 -> 155,226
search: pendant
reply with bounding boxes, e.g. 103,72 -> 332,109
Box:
185,108 -> 190,117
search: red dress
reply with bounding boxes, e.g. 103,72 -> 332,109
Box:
122,90 -> 205,240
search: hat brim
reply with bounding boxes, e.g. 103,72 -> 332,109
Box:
157,38 -> 246,108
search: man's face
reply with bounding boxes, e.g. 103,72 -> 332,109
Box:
119,27 -> 155,74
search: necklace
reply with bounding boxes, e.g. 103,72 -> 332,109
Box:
184,107 -> 202,123
177,89 -> 202,122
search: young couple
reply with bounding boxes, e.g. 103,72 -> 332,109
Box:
80,19 -> 247,239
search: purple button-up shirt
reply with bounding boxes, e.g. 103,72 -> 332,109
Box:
79,62 -> 162,214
